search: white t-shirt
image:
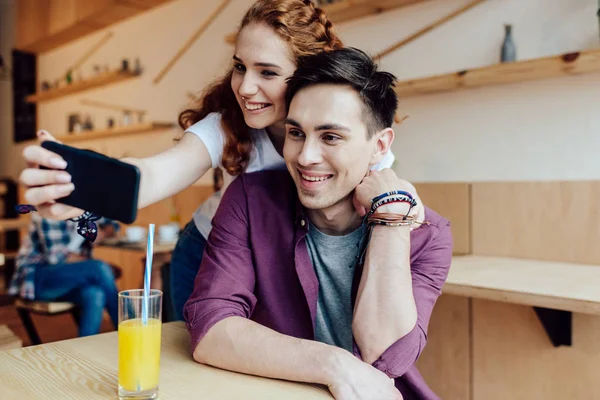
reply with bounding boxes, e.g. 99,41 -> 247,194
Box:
186,112 -> 396,239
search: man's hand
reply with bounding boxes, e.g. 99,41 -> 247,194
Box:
352,169 -> 424,225
327,355 -> 403,400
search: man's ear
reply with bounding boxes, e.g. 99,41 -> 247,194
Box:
370,127 -> 394,166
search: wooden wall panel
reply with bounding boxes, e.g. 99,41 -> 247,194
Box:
414,183 -> 471,255
472,299 -> 600,399
93,246 -> 144,290
471,181 -> 600,264
173,184 -> 215,225
131,184 -> 214,228
416,295 -> 471,400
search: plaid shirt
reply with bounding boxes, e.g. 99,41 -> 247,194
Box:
8,214 -> 118,300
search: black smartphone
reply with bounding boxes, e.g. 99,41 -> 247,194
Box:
41,141 -> 140,224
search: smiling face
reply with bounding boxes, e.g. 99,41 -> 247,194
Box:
284,84 -> 383,211
231,23 -> 296,131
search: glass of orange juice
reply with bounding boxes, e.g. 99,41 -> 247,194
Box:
118,289 -> 162,400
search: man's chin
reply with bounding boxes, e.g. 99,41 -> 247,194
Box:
295,190 -> 322,210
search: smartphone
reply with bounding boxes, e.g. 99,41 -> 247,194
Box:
41,141 -> 140,224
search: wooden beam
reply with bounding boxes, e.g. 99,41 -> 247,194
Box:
154,0 -> 231,85
68,31 -> 114,73
395,48 -> 600,97
374,0 -> 485,60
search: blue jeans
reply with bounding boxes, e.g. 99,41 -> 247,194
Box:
170,220 -> 206,321
34,259 -> 119,337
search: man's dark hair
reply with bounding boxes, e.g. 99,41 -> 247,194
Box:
285,47 -> 398,137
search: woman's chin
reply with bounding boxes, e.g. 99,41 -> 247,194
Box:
243,114 -> 273,130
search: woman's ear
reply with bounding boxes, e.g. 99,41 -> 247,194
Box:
370,127 -> 394,166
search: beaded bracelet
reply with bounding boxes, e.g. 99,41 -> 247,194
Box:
371,190 -> 414,204
370,195 -> 415,214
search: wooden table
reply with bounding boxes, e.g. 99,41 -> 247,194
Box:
446,255 -> 600,315
0,322 -> 332,400
99,239 -> 176,254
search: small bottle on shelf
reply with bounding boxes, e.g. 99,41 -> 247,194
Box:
501,24 -> 516,63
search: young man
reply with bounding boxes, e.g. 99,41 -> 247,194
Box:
184,48 -> 452,400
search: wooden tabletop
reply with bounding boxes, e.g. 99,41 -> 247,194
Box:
0,321 -> 332,400
99,239 -> 176,254
445,255 -> 600,315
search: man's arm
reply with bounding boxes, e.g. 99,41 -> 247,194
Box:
351,169 -> 453,376
195,317 -> 401,399
353,224 -> 416,365
194,316 -> 345,385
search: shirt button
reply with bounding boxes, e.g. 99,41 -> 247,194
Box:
300,219 -> 306,227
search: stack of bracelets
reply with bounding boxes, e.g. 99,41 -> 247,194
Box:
356,190 -> 429,267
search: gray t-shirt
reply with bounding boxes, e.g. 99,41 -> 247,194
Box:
305,221 -> 366,353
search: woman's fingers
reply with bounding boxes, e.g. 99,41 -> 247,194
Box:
46,203 -> 84,219
23,183 -> 75,206
22,144 -> 67,170
20,167 -> 71,187
37,129 -> 61,143
34,203 -> 82,220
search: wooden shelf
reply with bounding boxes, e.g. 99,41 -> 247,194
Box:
396,48 -> 600,97
445,256 -> 600,316
225,0 -> 427,44
56,122 -> 176,143
25,70 -> 140,104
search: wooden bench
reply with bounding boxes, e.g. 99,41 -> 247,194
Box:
0,324 -> 22,351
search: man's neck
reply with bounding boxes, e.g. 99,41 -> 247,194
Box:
306,197 -> 363,236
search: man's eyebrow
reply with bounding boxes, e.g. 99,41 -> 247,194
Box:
285,118 -> 302,128
233,55 -> 282,69
284,119 -> 351,132
315,123 -> 350,132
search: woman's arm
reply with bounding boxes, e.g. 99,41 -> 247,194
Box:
122,133 -> 212,208
20,130 -> 213,219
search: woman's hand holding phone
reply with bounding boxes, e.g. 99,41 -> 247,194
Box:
20,130 -> 84,220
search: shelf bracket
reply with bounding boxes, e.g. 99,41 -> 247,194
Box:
533,307 -> 572,347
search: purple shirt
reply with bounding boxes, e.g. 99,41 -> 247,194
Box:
185,170 -> 453,400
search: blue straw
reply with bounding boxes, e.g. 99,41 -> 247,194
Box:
142,224 -> 155,325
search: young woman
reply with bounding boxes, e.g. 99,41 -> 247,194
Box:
19,0 -> 395,319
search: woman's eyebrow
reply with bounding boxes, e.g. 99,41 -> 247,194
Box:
233,55 -> 281,69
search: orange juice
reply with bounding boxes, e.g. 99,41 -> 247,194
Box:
118,318 -> 162,391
